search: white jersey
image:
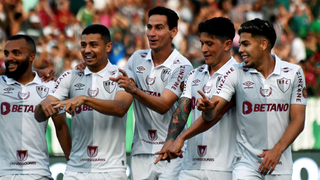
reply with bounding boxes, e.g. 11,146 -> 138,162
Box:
0,73 -> 54,177
50,62 -> 128,172
214,55 -> 307,174
181,58 -> 237,171
126,49 -> 193,155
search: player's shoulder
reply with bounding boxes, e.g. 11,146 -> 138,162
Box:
174,51 -> 192,67
277,58 -> 302,73
132,49 -> 150,59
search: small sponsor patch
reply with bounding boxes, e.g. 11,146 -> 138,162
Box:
303,87 -> 308,98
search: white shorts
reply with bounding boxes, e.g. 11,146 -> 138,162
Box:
63,171 -> 127,180
131,154 -> 183,180
232,165 -> 291,180
0,174 -> 53,180
178,169 -> 232,180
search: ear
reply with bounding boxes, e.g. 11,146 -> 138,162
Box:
224,39 -> 233,51
260,39 -> 268,51
105,42 -> 113,53
29,53 -> 35,62
170,27 -> 178,39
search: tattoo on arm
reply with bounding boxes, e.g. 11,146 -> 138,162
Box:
184,130 -> 201,140
166,97 -> 191,141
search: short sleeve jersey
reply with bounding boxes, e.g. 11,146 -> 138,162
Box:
50,62 -> 128,172
214,55 -> 307,174
181,58 -> 237,171
126,49 -> 193,155
0,73 -> 54,177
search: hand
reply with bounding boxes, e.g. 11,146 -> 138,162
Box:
38,67 -> 56,82
51,96 -> 86,116
40,98 -> 58,117
196,90 -> 219,112
110,69 -> 136,94
167,137 -> 184,160
257,148 -> 282,175
154,140 -> 174,164
75,60 -> 86,72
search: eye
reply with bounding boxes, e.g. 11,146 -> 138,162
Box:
81,43 -> 86,48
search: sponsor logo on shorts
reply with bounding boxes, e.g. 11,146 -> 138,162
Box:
3,87 -> 14,93
148,130 -> 158,141
243,81 -> 254,89
87,88 -> 99,97
74,83 -> 85,90
18,91 -> 30,100
259,87 -> 272,97
103,80 -> 116,93
36,86 -> 49,98
161,68 -> 171,82
146,76 -> 156,85
277,77 -> 291,93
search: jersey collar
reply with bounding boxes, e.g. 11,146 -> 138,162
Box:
5,71 -> 42,85
145,49 -> 179,68
84,60 -> 111,77
246,54 -> 280,75
202,56 -> 237,75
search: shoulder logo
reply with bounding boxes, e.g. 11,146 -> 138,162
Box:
74,83 -> 85,90
243,81 -> 254,89
110,70 -> 117,75
36,86 -> 49,98
3,87 -> 14,93
241,66 -> 249,72
146,76 -> 156,85
16,150 -> 28,161
277,77 -> 291,93
18,91 -> 30,100
173,59 -> 180,64
282,67 -> 292,73
161,68 -> 171,82
197,145 -> 207,157
192,79 -> 201,86
202,85 -> 212,94
87,146 -> 98,157
260,87 -> 272,97
87,88 -> 99,97
136,66 -> 145,74
77,71 -> 84,77
148,130 -> 158,141
103,80 -> 116,94
199,66 -> 205,72
140,52 -> 148,58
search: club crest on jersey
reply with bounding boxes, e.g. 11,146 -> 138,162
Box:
103,80 -> 116,93
161,68 -> 171,82
36,86 -> 49,98
148,130 -> 158,141
260,87 -> 272,97
3,87 -> 14,93
277,77 -> 291,93
16,150 -> 28,161
18,91 -> 30,100
87,146 -> 98,157
197,145 -> 207,157
146,76 -> 156,85
192,79 -> 200,86
243,81 -> 254,89
74,83 -> 85,90
87,88 -> 99,97
173,59 -> 180,64
136,66 -> 145,74
203,85 -> 212,94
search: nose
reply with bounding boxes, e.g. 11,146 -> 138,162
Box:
83,45 -> 91,53
147,28 -> 155,37
201,44 -> 207,53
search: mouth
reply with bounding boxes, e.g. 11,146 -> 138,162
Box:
203,54 -> 211,60
149,39 -> 158,45
84,54 -> 96,61
241,55 -> 249,63
5,61 -> 18,71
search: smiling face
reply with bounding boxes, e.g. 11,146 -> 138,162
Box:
200,32 -> 227,68
146,14 -> 177,52
238,32 -> 264,68
4,39 -> 33,80
80,33 -> 112,72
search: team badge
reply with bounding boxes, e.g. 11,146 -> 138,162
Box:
161,68 -> 171,82
103,80 -> 116,94
18,91 -> 30,100
87,88 -> 99,97
36,86 -> 49,98
197,145 -> 207,157
277,77 -> 291,93
16,150 -> 28,161
74,83 -> 85,90
3,87 -> 14,93
303,87 -> 308,98
202,84 -> 212,94
148,130 -> 158,141
260,87 -> 272,97
87,146 -> 98,158
146,76 -> 156,85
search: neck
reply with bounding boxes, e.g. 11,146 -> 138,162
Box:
88,57 -> 108,73
16,70 -> 35,85
208,54 -> 231,76
151,47 -> 173,67
256,53 -> 275,78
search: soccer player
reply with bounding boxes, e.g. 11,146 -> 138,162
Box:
112,6 -> 193,180
35,24 -> 133,179
155,17 -> 237,179
193,18 -> 307,179
0,35 -> 71,179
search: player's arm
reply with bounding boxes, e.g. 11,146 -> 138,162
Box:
35,95 -> 61,122
51,113 -> 72,161
258,104 -> 306,175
